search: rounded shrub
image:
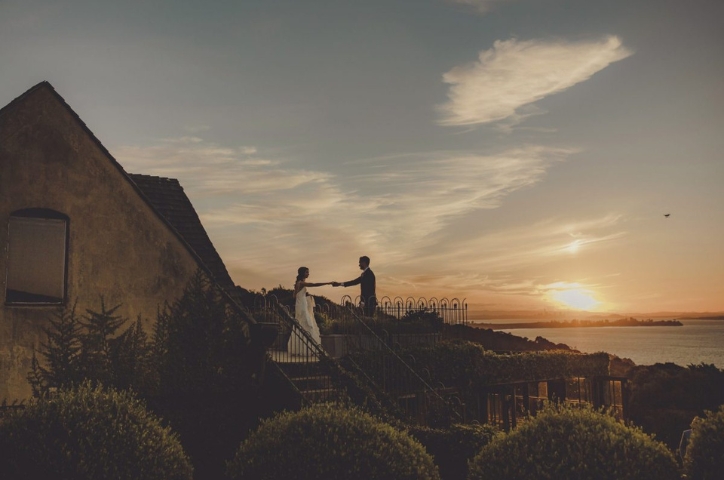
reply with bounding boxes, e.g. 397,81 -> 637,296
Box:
468,405 -> 679,480
227,403 -> 440,480
0,382 -> 193,480
685,405 -> 724,480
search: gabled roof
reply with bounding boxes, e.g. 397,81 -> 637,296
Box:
128,174 -> 235,292
0,81 -> 252,318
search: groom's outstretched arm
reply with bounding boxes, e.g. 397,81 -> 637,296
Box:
341,275 -> 363,287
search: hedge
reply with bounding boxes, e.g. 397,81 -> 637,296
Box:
227,403 -> 440,480
468,405 -> 679,480
0,382 -> 193,480
685,404 -> 724,480
392,341 -> 610,386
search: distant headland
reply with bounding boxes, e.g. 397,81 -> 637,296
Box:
475,317 -> 683,330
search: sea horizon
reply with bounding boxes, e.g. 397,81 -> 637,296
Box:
468,318 -> 724,368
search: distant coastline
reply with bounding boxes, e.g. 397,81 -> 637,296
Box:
475,318 -> 683,330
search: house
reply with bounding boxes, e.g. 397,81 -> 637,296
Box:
0,82 -> 259,401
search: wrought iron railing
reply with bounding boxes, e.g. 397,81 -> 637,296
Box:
250,295 -> 338,406
251,293 -> 465,425
321,295 -> 467,326
331,303 -> 464,425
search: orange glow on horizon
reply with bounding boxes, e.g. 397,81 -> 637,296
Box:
549,287 -> 601,311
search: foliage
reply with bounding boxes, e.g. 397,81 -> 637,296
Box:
25,271 -> 262,480
321,310 -> 444,335
444,323 -> 573,352
468,404 -> 679,480
350,341 -> 608,392
685,405 -> 724,480
153,271 -> 252,396
111,316 -> 155,393
397,341 -> 609,385
347,341 -> 609,425
78,298 -> 127,383
27,302 -> 83,396
628,362 -> 724,449
27,298 -> 153,396
333,355 -> 409,423
227,403 -> 440,480
398,309 -> 445,329
407,423 -> 497,480
150,271 -> 261,480
0,382 -> 193,480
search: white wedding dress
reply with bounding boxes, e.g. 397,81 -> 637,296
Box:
287,286 -> 322,355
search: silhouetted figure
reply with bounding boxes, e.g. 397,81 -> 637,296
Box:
333,256 -> 377,317
288,267 -> 332,355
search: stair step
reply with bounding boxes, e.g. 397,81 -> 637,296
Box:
290,375 -> 331,382
269,349 -> 320,364
301,388 -> 337,394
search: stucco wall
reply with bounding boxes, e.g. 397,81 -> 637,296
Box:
0,86 -> 204,400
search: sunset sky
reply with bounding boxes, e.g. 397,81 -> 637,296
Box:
1,0 -> 722,314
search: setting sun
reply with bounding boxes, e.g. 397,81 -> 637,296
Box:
550,288 -> 600,311
567,239 -> 582,254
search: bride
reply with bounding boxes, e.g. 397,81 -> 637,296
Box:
287,266 -> 331,355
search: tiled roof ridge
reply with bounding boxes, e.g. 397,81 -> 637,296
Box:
127,172 -> 236,293
128,173 -> 179,182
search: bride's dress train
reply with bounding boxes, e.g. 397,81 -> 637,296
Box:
287,286 -> 321,355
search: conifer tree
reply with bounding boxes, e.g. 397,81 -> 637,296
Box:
79,298 -> 125,385
111,316 -> 153,393
27,302 -> 83,394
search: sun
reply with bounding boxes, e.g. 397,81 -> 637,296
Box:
567,239 -> 582,254
550,288 -> 600,311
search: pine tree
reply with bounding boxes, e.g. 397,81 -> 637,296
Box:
110,316 -> 153,393
27,302 -> 83,395
79,297 -> 125,385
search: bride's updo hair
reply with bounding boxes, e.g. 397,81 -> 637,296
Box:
296,267 -> 309,284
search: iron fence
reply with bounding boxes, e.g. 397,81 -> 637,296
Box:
320,295 -> 467,326
250,295 -> 338,406
250,293 -> 465,425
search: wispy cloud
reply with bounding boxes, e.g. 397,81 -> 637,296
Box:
418,213 -> 626,271
114,136 -> 578,290
437,36 -> 633,127
445,0 -> 514,15
389,212 -> 627,309
117,137 -> 332,196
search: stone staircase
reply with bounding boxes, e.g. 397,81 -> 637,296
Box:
270,350 -> 344,405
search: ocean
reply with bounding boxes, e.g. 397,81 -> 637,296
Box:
470,319 -> 724,367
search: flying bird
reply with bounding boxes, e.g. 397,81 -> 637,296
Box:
664,214 -> 670,218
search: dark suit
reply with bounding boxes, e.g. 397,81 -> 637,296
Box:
343,268 -> 377,317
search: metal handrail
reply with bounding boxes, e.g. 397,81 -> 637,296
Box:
250,292 -> 464,424
341,305 -> 463,423
254,295 -> 335,406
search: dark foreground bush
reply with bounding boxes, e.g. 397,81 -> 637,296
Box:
468,405 -> 678,480
0,382 -> 193,480
227,403 -> 440,480
685,405 -> 724,480
408,423 -> 497,480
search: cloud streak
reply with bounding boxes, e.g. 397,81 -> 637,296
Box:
437,36 -> 633,126
114,136 -> 581,291
445,0 -> 514,15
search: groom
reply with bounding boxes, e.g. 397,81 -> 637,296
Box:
333,256 -> 377,317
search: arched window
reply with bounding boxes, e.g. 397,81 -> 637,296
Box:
5,208 -> 68,305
